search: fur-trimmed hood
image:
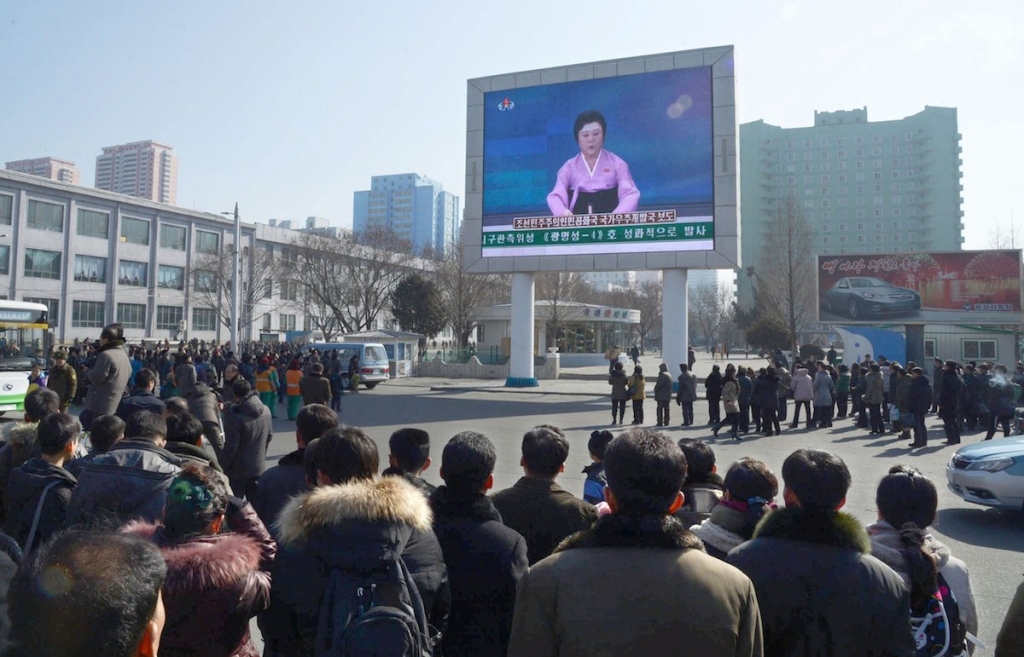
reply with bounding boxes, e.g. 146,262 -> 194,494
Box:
124,522 -> 262,595
753,506 -> 870,553
5,422 -> 37,449
556,513 -> 704,553
275,476 -> 432,570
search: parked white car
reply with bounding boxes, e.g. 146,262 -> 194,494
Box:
946,435 -> 1024,511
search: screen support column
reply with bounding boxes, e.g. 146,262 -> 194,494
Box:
507,272 -> 539,387
662,269 -> 689,386
905,324 -> 925,368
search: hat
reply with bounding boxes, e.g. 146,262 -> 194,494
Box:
259,357 -> 270,366
312,363 -> 324,374
54,350 -> 68,360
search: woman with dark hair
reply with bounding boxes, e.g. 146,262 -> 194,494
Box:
547,109 -> 640,216
608,361 -> 629,425
124,463 -> 276,657
690,458 -> 778,560
867,465 -> 978,651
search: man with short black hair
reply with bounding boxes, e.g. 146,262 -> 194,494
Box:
382,427 -> 436,497
509,428 -> 762,656
252,403 -> 338,528
67,411 -> 182,526
66,414 -> 125,477
431,431 -> 528,657
491,425 -> 597,565
3,413 -> 81,551
0,387 -> 61,527
163,412 -> 228,485
674,438 -> 724,526
81,323 -> 131,431
728,448 -> 913,656
116,368 -> 166,422
6,529 -> 167,657
221,378 -> 273,501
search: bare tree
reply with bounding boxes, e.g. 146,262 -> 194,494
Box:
989,216 -> 1020,249
604,280 -> 662,352
536,272 -> 592,350
191,245 -> 285,335
753,196 -> 816,350
689,281 -> 732,349
434,235 -> 509,347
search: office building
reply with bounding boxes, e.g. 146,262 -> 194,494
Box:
353,173 -> 460,256
737,106 -> 965,308
94,140 -> 178,205
5,157 -> 80,184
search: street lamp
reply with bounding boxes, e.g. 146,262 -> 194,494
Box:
220,203 -> 241,354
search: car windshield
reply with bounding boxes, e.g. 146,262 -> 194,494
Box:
850,278 -> 892,288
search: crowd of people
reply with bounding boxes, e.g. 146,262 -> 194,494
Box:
0,325 -> 1022,656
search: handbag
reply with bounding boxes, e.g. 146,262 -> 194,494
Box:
889,404 -> 900,422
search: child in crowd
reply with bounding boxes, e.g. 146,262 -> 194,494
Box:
581,430 -> 614,504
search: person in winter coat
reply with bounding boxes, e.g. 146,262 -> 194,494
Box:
163,412 -> 229,489
998,578 -> 1024,656
3,413 -> 80,552
892,367 -> 913,444
176,362 -> 224,455
263,426 -> 449,657
653,363 -> 674,427
124,464 -> 276,657
690,458 -> 777,560
221,379 -> 273,501
116,367 -> 166,422
753,367 -> 781,436
713,366 -> 741,440
789,366 -> 814,429
985,365 -> 1016,441
866,465 -> 978,653
835,364 -> 851,418
863,363 -> 886,434
581,430 -> 613,505
627,366 -> 646,425
673,439 -> 725,527
430,432 -> 528,657
906,367 -> 933,448
67,411 -> 182,527
608,361 -> 629,425
81,323 -> 131,430
676,363 -> 697,426
737,368 -> 753,434
728,449 -> 914,657
46,350 -> 77,413
284,360 -> 304,421
298,363 -> 331,407
704,365 -> 724,424
939,360 -> 965,445
812,362 -> 836,428
253,358 -> 279,420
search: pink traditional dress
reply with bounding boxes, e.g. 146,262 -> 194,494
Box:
547,150 -> 640,216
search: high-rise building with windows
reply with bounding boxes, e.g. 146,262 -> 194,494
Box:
94,140 -> 178,205
737,106 -> 964,309
5,157 -> 80,184
353,173 -> 460,256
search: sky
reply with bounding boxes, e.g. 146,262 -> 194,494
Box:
2,1 -> 1022,249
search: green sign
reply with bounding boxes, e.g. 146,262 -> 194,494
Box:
483,222 -> 713,249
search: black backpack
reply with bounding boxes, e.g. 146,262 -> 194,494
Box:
911,572 -> 968,657
315,556 -> 434,657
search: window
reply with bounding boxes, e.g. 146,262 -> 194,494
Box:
262,314 -> 272,331
874,197 -> 884,206
76,209 -> 109,238
837,149 -> 846,158
803,139 -> 812,148
803,200 -> 814,209
962,340 -> 997,361
924,339 -> 936,360
839,211 -> 848,220
74,255 -> 107,283
821,199 -> 830,208
837,138 -> 845,146
838,174 -> 847,182
192,307 -> 218,331
119,260 -> 148,286
857,210 -> 866,218
839,235 -> 848,244
803,164 -> 812,172
786,153 -> 795,161
838,198 -> 848,207
875,234 -> 884,243
282,280 -> 298,301
822,187 -> 830,194
821,223 -> 831,232
892,208 -> 902,217
908,220 -> 917,229
0,245 -> 8,275
893,234 -> 902,242
873,172 -> 882,180
117,303 -> 147,329
874,221 -> 884,230
838,223 -> 848,231
892,171 -> 901,179
820,175 -> 830,183
196,230 -> 219,254
0,194 -> 11,225
908,207 -> 917,216
156,305 -> 184,330
820,162 -> 829,171
819,138 -> 828,147
24,297 -> 58,328
280,314 -> 296,332
822,236 -> 831,245
804,175 -> 813,184
837,161 -> 847,170
822,211 -> 831,220
873,209 -> 884,218
856,161 -> 865,169
158,265 -> 185,290
892,221 -> 902,229
873,135 -> 882,144
856,137 -> 864,145
160,224 -> 187,250
72,301 -> 105,328
27,200 -> 63,232
194,270 -> 217,292
24,249 -> 61,279
820,151 -> 828,159
121,217 -> 150,245
891,158 -> 901,166
857,235 -> 866,243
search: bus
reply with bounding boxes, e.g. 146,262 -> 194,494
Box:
0,301 -> 51,414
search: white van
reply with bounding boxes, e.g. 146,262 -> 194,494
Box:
301,342 -> 390,389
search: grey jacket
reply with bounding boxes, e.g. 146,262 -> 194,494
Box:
654,370 -> 674,402
812,370 -> 835,407
85,340 -> 131,415
221,391 -> 273,481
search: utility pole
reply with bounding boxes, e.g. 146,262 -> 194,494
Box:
222,203 -> 241,354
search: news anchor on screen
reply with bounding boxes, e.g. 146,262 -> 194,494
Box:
547,110 -> 640,216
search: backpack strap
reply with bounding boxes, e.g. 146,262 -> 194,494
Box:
25,479 -> 63,553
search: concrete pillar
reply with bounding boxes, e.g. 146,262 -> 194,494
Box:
905,324 -> 925,367
662,268 -> 689,376
507,272 -> 538,387
536,320 -> 547,354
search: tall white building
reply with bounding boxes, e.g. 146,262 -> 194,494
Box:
353,173 -> 460,256
5,157 -> 80,184
94,140 -> 178,205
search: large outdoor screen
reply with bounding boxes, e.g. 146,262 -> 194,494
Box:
816,251 -> 1023,325
480,67 -> 714,257
463,47 -> 737,275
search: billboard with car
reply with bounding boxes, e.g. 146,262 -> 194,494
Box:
816,250 -> 1023,325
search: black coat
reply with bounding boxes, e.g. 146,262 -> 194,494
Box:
705,371 -> 724,401
221,391 -> 273,481
907,374 -> 932,415
728,507 -> 914,657
252,448 -> 308,529
115,390 -> 166,422
752,374 -> 779,410
2,458 -> 76,551
491,477 -> 597,565
938,370 -> 964,419
430,486 -> 528,657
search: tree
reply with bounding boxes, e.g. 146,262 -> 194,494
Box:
604,280 -> 662,351
191,245 -> 285,336
989,218 -> 1020,249
689,281 -> 732,349
434,234 -> 508,347
536,272 -> 592,350
744,314 -> 793,353
752,196 -> 816,351
391,273 -> 447,344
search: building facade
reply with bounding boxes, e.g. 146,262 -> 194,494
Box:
94,140 -> 178,205
353,173 -> 460,256
5,157 -> 80,184
737,106 -> 965,308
